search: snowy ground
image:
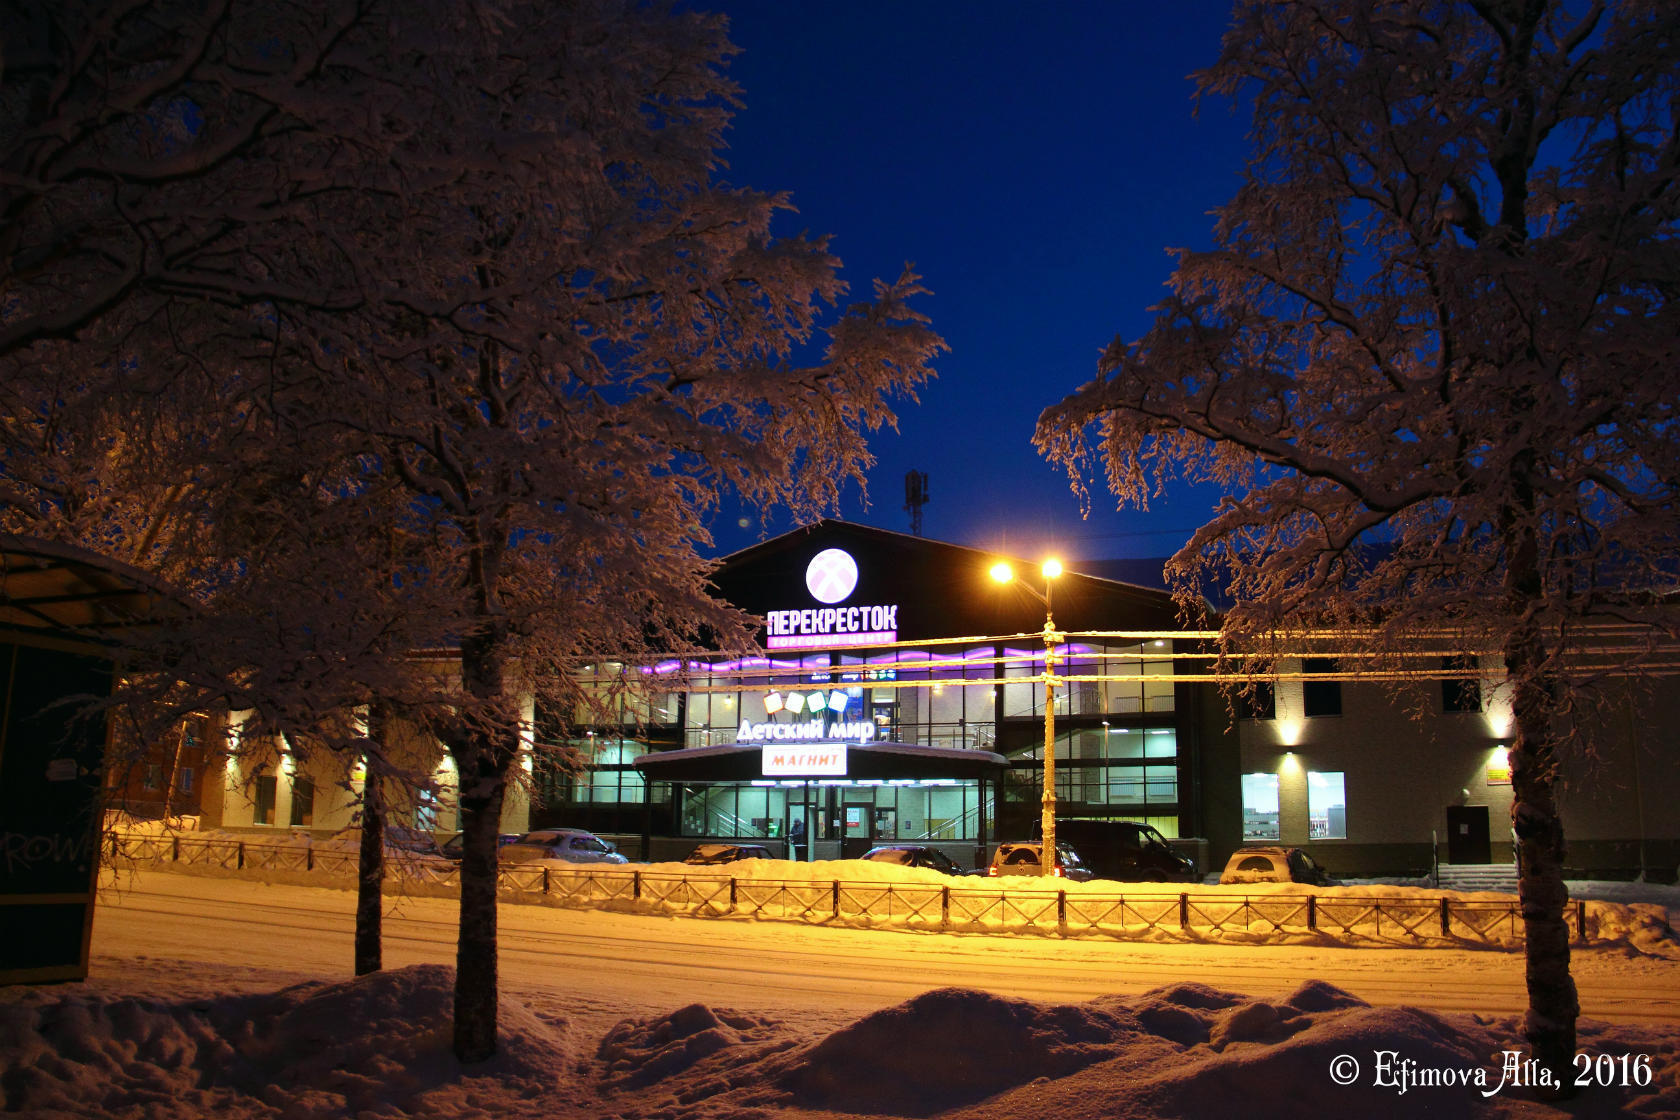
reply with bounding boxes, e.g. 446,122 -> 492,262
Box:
6,858 -> 1680,1118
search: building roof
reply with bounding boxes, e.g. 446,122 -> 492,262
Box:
0,535 -> 184,652
709,519 -> 1192,640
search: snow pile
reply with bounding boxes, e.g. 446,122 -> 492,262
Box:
779,986 -> 1140,1113
6,964 -> 1680,1119
596,1001 -> 789,1092
0,965 -> 583,1119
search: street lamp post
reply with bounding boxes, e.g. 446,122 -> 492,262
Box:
990,558 -> 1063,876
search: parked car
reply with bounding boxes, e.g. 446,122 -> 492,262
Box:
499,828 -> 629,866
1037,819 -> 1197,882
861,844 -> 968,876
439,832 -> 524,861
382,825 -> 447,858
986,840 -> 1095,882
683,843 -> 775,865
1218,845 -> 1333,886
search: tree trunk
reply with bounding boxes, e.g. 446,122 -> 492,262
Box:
451,625 -> 515,1064
451,759 -> 507,1062
1506,625 -> 1578,1091
354,763 -> 385,976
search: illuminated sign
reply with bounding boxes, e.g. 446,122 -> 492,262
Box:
738,718 -> 876,744
766,605 -> 898,649
766,548 -> 900,650
806,548 -> 859,603
761,744 -> 849,777
1486,746 -> 1511,786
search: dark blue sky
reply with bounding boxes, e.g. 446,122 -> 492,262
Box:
701,1 -> 1250,563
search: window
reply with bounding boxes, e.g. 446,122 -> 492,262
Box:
1241,773 -> 1280,840
253,775 -> 277,825
290,778 -> 315,827
1308,771 -> 1346,839
1236,682 -> 1276,721
1302,658 -> 1342,717
176,767 -> 194,794
1440,655 -> 1481,713
142,763 -> 162,790
416,788 -> 439,831
572,741 -> 647,804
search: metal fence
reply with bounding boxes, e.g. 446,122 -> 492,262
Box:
106,831 -> 1589,947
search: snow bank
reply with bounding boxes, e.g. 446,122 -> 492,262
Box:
7,965 -> 1680,1119
0,964 -> 583,1119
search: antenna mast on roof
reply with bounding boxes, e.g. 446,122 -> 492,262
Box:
904,470 -> 929,536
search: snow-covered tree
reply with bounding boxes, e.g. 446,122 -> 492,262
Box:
303,7 -> 943,1058
1037,0 -> 1680,1085
4,0 -> 941,1063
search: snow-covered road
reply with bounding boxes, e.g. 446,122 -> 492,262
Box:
91,869 -> 1680,1037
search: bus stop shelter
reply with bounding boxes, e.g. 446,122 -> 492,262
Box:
0,536 -> 174,984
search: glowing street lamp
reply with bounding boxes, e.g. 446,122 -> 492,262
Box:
990,558 -> 1064,876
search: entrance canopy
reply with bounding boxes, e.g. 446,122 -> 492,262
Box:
633,741 -> 1008,783
0,535 -> 179,650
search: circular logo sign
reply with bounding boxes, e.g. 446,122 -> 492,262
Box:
805,548 -> 859,604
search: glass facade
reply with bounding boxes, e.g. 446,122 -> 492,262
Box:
672,779 -> 989,843
538,638 -> 1188,845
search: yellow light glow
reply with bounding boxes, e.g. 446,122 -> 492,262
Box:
1042,558 -> 1063,580
1277,719 -> 1303,747
1280,750 -> 1302,774
989,561 -> 1014,584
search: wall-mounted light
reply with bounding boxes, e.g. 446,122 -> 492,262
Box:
1281,750 -> 1302,775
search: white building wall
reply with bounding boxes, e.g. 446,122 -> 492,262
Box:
1236,662 -> 1677,878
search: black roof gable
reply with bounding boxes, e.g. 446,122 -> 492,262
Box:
710,520 -> 1184,642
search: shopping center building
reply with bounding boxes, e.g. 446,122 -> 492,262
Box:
175,520 -> 1677,880
529,520 -> 1234,867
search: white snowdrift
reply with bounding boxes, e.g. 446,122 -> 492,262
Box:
5,963 -> 1679,1119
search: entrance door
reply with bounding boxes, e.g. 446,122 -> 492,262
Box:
871,702 -> 897,740
1446,805 -> 1492,864
842,801 -> 874,858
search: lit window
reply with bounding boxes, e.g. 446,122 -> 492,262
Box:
1241,773 -> 1280,839
1308,771 -> 1346,839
